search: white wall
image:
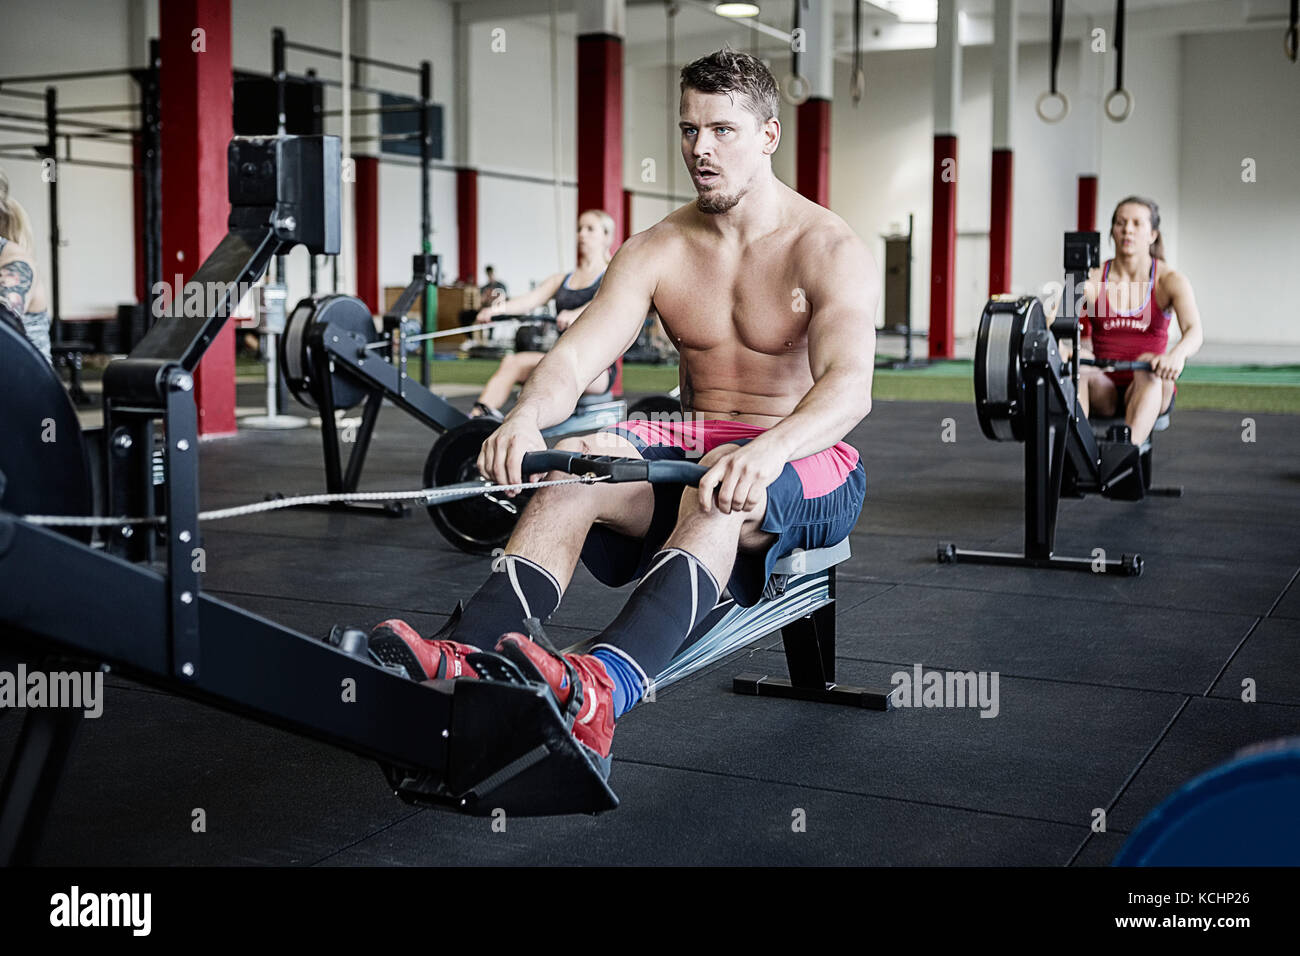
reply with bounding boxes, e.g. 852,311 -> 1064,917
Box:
1178,29 -> 1300,346
467,14 -> 576,291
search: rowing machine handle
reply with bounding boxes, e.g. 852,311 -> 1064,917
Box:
521,451 -> 708,486
1079,358 -> 1154,372
483,313 -> 558,324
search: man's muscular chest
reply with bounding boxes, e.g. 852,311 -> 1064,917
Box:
652,243 -> 810,356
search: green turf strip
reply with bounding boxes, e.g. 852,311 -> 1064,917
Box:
227,355 -> 1300,414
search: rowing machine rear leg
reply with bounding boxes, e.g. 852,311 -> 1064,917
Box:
733,573 -> 892,710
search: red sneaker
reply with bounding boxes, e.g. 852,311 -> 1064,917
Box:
495,633 -> 616,758
368,618 -> 481,681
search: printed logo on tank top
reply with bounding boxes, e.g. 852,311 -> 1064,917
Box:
1093,261 -> 1161,333
1096,304 -> 1155,334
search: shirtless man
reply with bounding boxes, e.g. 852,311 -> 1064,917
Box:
371,50 -> 877,767
1077,196 -> 1203,446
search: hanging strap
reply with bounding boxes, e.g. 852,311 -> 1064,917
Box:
1287,0 -> 1298,62
1105,0 -> 1134,122
1037,0 -> 1070,122
851,0 -> 865,105
781,0 -> 811,105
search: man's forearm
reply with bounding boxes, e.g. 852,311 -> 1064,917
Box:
746,366 -> 872,462
505,351 -> 583,429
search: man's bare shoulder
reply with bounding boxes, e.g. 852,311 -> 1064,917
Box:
616,210 -> 696,271
785,197 -> 873,275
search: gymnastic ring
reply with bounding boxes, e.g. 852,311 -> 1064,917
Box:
780,73 -> 811,106
1104,87 -> 1134,123
1035,89 -> 1069,124
850,68 -> 866,104
1286,26 -> 1298,62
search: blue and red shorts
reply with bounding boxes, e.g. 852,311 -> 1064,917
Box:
579,418 -> 866,607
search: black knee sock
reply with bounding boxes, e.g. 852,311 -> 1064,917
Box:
591,548 -> 721,691
448,554 -> 563,648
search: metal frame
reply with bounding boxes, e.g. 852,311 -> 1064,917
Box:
877,213 -> 928,370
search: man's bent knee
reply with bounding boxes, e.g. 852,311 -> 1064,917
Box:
528,432 -> 653,536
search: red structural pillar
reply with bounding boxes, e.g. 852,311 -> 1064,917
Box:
576,34 -> 624,244
353,156 -> 380,314
160,0 -> 234,436
1077,175 -> 1098,231
796,98 -> 831,207
621,188 -> 633,247
456,167 -> 478,283
929,134 -> 958,359
989,149 -> 1013,295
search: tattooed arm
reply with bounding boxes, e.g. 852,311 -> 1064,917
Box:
0,259 -> 35,315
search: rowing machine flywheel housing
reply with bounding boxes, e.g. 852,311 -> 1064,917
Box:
281,294 -> 379,411
974,295 -> 1048,443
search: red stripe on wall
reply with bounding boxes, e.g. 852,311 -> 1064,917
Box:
796,98 -> 831,207
929,134 -> 958,359
989,148 -> 1013,296
161,0 -> 234,436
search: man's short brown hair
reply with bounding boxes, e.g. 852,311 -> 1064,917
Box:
680,48 -> 779,127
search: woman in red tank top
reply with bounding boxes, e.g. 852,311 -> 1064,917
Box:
1078,196 -> 1204,445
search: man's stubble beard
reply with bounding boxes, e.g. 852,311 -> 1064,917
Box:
696,188 -> 742,215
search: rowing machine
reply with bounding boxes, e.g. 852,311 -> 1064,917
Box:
939,232 -> 1154,576
276,258 -> 626,549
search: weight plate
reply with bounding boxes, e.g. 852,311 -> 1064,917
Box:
424,419 -> 527,555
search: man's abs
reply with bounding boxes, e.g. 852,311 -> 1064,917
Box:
678,345 -> 814,426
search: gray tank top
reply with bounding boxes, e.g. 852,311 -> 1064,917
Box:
553,270 -> 604,314
0,237 -> 52,364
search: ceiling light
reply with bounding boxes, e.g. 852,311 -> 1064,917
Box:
714,3 -> 761,18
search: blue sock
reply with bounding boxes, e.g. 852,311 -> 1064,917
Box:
592,648 -> 644,718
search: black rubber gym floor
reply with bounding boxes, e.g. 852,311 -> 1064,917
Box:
3,389 -> 1297,866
